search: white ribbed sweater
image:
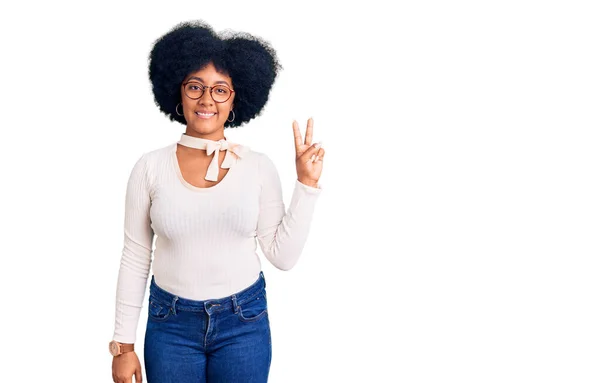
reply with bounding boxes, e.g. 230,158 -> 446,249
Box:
112,142 -> 322,343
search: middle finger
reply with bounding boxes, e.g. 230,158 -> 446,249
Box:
304,118 -> 313,146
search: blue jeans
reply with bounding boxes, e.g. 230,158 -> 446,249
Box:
144,272 -> 272,382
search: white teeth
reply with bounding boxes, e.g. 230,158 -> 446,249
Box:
195,112 -> 215,116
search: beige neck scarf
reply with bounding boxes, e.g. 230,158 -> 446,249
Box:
177,133 -> 249,181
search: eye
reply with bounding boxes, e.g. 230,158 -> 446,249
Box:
215,86 -> 230,94
186,82 -> 203,91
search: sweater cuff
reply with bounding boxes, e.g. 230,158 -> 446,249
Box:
112,332 -> 136,345
289,179 -> 322,217
295,179 -> 324,193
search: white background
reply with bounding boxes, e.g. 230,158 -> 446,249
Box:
1,0 -> 599,382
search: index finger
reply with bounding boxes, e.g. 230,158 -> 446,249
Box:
292,120 -> 303,152
304,117 -> 314,146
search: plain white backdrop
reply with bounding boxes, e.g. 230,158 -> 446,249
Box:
1,0 -> 599,382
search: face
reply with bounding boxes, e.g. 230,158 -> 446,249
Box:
180,62 -> 235,140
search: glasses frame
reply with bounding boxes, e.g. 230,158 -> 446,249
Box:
182,81 -> 235,103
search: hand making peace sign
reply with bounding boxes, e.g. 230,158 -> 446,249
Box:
293,118 -> 325,188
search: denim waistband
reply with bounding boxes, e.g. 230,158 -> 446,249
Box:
149,271 -> 266,314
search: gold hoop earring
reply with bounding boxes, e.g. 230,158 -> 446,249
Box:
227,110 -> 235,122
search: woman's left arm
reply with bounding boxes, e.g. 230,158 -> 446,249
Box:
255,118 -> 325,270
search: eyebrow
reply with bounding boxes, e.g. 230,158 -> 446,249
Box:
186,76 -> 231,87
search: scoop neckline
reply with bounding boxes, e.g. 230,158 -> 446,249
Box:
171,143 -> 239,192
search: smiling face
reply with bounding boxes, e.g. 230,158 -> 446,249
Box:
180,62 -> 235,140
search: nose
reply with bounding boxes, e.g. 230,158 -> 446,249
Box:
198,87 -> 214,105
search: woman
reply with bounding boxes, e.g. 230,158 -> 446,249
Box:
109,20 -> 325,382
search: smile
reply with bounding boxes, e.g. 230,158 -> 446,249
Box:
195,112 -> 216,119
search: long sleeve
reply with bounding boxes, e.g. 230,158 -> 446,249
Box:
256,153 -> 322,270
112,154 -> 154,343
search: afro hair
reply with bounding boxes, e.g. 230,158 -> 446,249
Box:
148,20 -> 282,128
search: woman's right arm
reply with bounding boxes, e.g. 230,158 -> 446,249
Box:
112,153 -> 155,382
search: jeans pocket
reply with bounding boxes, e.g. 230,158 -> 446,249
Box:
148,298 -> 172,322
237,290 -> 268,323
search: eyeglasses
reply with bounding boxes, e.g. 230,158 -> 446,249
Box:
182,81 -> 235,103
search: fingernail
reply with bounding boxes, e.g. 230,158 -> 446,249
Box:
311,154 -> 316,162
315,142 -> 322,149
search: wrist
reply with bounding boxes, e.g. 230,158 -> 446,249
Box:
109,340 -> 134,356
298,178 -> 318,188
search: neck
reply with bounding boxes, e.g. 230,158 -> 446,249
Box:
184,127 -> 225,141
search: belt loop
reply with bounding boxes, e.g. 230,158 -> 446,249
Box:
232,294 -> 238,314
260,271 -> 266,288
171,296 -> 179,315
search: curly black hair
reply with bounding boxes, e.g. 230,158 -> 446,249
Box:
148,20 -> 282,128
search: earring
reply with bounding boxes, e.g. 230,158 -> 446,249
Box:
176,103 -> 184,116
227,110 -> 235,122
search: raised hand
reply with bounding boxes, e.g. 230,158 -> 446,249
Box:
293,118 -> 325,188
